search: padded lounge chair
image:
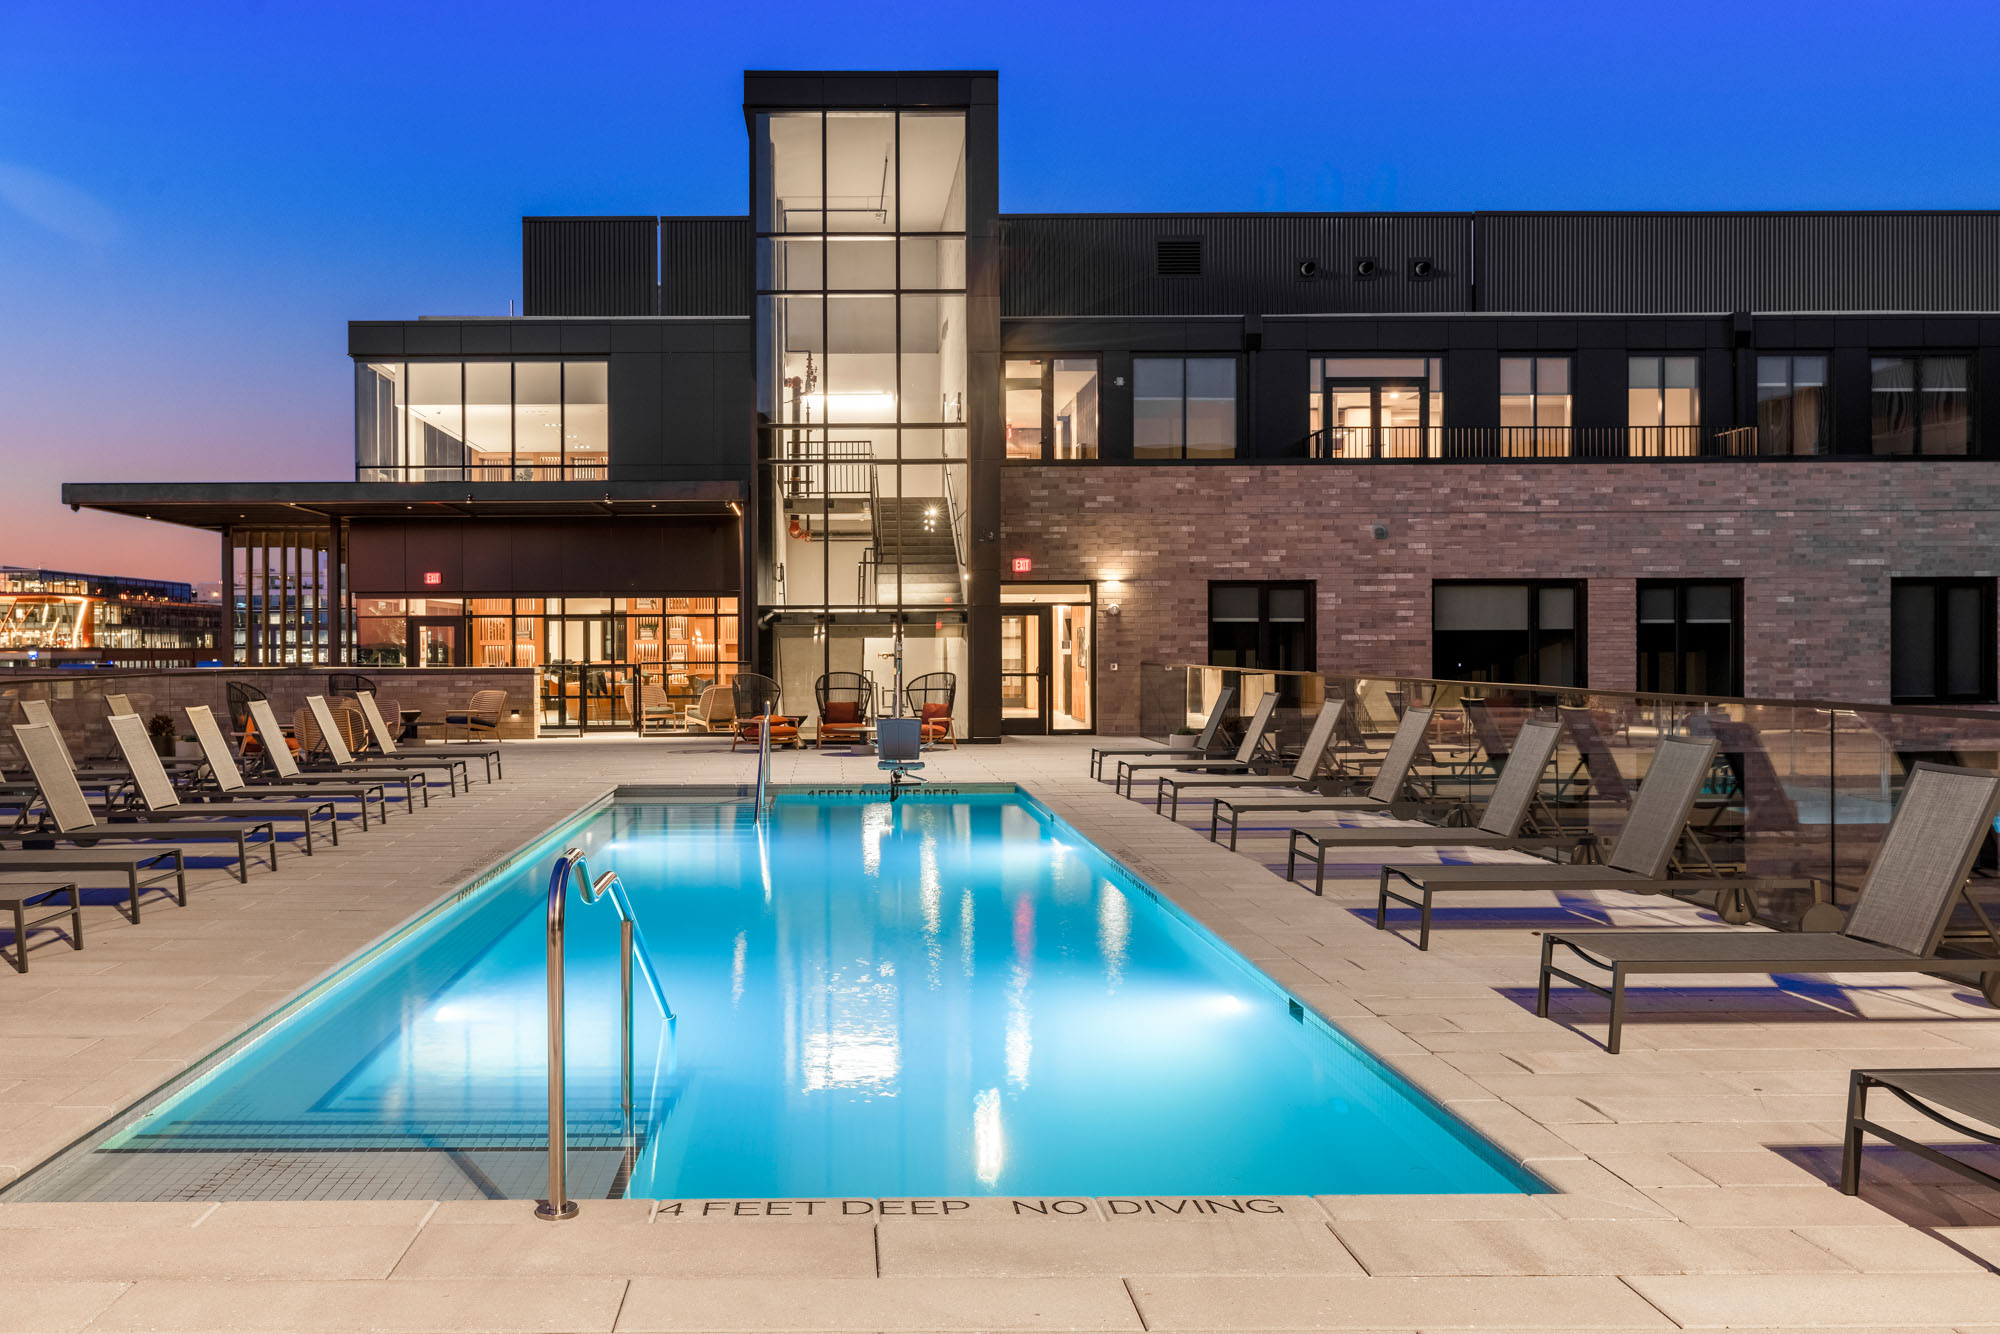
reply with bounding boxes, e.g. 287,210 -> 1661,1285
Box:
1842,1068 -> 2000,1198
103,714 -> 340,854
1111,692 -> 1281,800
1208,707 -> 1437,849
441,689 -> 507,743
685,684 -> 734,734
246,699 -> 424,811
1287,720 -> 1584,895
1089,687 -> 1237,782
815,672 -> 873,748
731,675 -> 800,751
186,705 -> 387,829
301,697 -> 457,798
1154,701 -> 1347,818
905,673 -> 958,748
1537,761 -> 2000,1053
1374,734 -> 1722,951
358,691 -> 499,783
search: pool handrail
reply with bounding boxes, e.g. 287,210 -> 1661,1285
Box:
537,846 -> 672,1222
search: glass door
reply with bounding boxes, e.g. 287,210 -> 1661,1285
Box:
407,618 -> 464,667
1321,379 -> 1428,458
539,612 -> 632,733
999,610 -> 1049,734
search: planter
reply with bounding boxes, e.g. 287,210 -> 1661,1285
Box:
150,736 -> 175,759
1166,733 -> 1199,751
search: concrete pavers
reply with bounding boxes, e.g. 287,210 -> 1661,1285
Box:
0,734 -> 1994,1329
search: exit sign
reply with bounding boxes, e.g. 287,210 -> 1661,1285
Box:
1011,556 -> 1032,574
423,571 -> 442,586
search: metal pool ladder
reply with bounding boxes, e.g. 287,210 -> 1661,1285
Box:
538,846 -> 673,1221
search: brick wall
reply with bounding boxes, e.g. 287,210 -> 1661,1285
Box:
1002,460 -> 2000,734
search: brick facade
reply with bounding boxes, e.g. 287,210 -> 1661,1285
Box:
1001,461 -> 2000,734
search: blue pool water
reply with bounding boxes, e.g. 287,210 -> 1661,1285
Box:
54,789 -> 1536,1199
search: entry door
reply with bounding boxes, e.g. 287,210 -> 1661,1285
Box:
407,618 -> 464,667
999,610 -> 1050,734
1321,379 -> 1427,458
541,614 -> 632,733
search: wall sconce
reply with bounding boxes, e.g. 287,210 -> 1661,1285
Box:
1103,602 -> 1122,617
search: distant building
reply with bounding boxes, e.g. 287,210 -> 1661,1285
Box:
0,566 -> 222,669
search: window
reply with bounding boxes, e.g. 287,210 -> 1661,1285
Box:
1892,579 -> 1994,703
1627,355 -> 1700,456
1756,356 -> 1827,456
1872,356 -> 1970,455
1135,357 -> 1237,459
1433,581 -> 1584,686
354,361 -> 611,482
1637,581 -> 1741,696
1308,356 -> 1444,459
1209,582 -> 1314,704
1005,357 -> 1100,460
1499,357 -> 1572,455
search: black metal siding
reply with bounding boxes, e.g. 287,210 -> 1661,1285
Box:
522,217 -> 657,317
1478,213 -> 2000,313
661,217 -> 752,317
1000,215 -> 1473,318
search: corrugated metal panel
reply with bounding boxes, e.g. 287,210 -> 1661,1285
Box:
661,217 -> 752,317
999,215 -> 1474,317
522,217 -> 657,316
1478,213 -> 2000,313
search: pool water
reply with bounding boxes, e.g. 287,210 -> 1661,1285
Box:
17,789 -> 1537,1200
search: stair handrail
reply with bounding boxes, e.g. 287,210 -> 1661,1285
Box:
941,464 -> 969,583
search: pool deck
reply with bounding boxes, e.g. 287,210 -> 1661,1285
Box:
3,733 -> 2000,1331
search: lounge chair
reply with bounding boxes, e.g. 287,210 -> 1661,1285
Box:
185,705 -> 388,829
358,691 -> 499,783
1088,686 -> 1237,781
1842,1068 -> 2000,1198
1373,734 -> 1723,952
906,673 -> 958,748
103,693 -> 134,717
1110,692 -> 1281,800
102,714 -> 341,854
815,672 -> 873,748
301,697 -> 459,797
1537,761 -> 2000,1053
17,698 -> 187,793
1208,707 -> 1437,849
441,689 -> 507,743
1154,701 -> 1347,818
11,722 -> 267,883
245,699 -> 424,811
1287,720 -> 1586,895
731,674 -> 800,751
634,682 -> 677,735
0,878 -> 82,972
685,684 -> 734,734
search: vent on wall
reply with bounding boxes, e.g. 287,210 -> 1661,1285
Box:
1156,237 -> 1202,277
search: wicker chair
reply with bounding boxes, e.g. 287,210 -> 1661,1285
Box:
634,681 -> 677,735
685,685 -> 735,734
442,689 -> 507,742
327,673 -> 377,698
731,673 -> 799,751
814,672 -> 873,748
904,672 -> 958,748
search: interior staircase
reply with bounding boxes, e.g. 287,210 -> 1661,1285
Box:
870,496 -> 961,604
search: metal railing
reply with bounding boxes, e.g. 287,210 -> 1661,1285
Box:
781,439 -> 876,501
1302,425 -> 1759,461
755,712 -> 772,820
538,847 -> 672,1221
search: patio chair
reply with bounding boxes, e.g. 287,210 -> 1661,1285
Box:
0,878 -> 82,972
227,681 -> 269,739
905,673 -> 958,748
1208,707 -> 1438,849
731,674 -> 799,751
186,705 -> 387,829
246,699 -> 424,811
1111,691 -> 1282,800
685,684 -> 735,734
634,682 -> 677,736
1842,1068 -> 2000,1199
327,672 -> 376,699
12,722 -> 268,884
441,689 -> 507,743
300,697 -> 457,797
1538,760 -> 2000,1053
103,713 -> 337,854
358,691 -> 496,783
1287,720 -> 1587,895
1153,701 -> 1348,818
815,672 -> 873,748
1088,686 -> 1237,781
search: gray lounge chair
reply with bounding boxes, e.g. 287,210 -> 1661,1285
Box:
1842,1068 -> 2000,1198
1209,707 -> 1436,850
1,878 -> 82,972
103,714 -> 340,854
358,691 -> 501,782
19,698 -> 196,785
1287,720 -> 1586,895
1155,701 -> 1348,817
1111,692 -> 1280,799
1538,761 -> 2000,1053
1374,734 -> 1724,951
1089,687 -> 1236,781
322,695 -> 467,794
298,697 -> 446,799
186,705 -> 389,829
246,699 -> 425,811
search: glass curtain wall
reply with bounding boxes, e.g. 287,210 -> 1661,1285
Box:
356,361 -> 609,481
229,529 -> 335,665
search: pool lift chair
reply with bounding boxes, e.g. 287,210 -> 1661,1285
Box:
877,716 -> 926,802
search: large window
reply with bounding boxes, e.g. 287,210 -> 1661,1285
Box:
1872,356 -> 1970,455
1499,356 -> 1572,455
1308,356 -> 1444,459
1891,579 -> 1994,703
355,361 -> 608,482
1627,355 -> 1700,456
1135,357 -> 1237,459
1005,357 -> 1100,460
1209,582 -> 1314,704
1433,581 -> 1584,686
1756,356 -> 1827,456
1637,581 -> 1741,696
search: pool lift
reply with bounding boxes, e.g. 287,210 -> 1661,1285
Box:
878,715 -> 925,802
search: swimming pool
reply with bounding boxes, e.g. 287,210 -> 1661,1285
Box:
10,787 -> 1538,1201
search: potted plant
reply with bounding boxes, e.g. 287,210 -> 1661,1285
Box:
145,713 -> 176,759
1168,726 -> 1200,751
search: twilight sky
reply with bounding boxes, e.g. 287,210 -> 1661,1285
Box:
4,0 -> 1995,583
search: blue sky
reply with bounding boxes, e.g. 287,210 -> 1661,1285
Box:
4,0 -> 1995,580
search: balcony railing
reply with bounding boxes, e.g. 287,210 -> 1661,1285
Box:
1304,426 -> 1771,461
356,463 -> 609,483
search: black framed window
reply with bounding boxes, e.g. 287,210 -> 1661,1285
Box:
1209,582 -> 1314,701
1756,355 -> 1827,456
1872,356 -> 1971,456
1626,355 -> 1700,456
1135,357 -> 1237,459
1891,579 -> 1994,703
1637,581 -> 1741,696
1433,581 -> 1584,686
1005,357 -> 1100,460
